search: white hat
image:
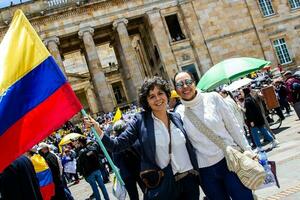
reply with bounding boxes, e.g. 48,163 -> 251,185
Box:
37,142 -> 49,150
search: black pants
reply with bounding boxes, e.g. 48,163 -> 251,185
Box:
65,172 -> 79,182
51,184 -> 68,200
100,166 -> 110,183
124,176 -> 145,200
176,174 -> 200,200
275,107 -> 285,120
279,98 -> 290,114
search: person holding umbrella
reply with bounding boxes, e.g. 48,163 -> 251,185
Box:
173,71 -> 255,200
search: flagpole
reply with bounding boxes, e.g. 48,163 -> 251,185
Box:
81,109 -> 124,185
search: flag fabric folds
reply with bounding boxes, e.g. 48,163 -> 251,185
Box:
30,154 -> 55,200
0,10 -> 82,172
113,107 -> 122,123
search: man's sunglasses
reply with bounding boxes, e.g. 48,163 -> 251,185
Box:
175,79 -> 194,89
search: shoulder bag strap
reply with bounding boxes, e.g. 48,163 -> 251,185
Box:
167,116 -> 172,164
184,108 -> 227,152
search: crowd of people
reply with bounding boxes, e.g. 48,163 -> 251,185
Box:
0,105 -> 141,200
1,69 -> 299,200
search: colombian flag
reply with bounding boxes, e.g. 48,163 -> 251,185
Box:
0,10 -> 82,172
31,154 -> 55,200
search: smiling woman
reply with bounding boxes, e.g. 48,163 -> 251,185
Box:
83,76 -> 201,200
138,77 -> 171,113
174,71 -> 256,200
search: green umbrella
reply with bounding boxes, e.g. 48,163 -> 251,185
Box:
197,57 -> 271,91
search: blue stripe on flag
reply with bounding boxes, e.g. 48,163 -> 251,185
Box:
0,56 -> 66,136
36,168 -> 53,187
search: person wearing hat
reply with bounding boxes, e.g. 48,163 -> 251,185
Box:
111,120 -> 145,200
284,70 -> 300,119
28,147 -> 55,200
75,137 -> 110,200
169,90 -> 184,115
62,148 -> 79,184
38,142 -> 68,200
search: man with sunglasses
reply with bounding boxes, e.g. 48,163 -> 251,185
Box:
173,71 -> 255,200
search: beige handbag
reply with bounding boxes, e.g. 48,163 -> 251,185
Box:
185,108 -> 266,190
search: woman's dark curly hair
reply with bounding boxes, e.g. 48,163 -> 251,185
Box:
139,76 -> 171,112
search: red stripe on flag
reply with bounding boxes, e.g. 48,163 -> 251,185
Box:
0,83 -> 82,172
40,182 -> 55,200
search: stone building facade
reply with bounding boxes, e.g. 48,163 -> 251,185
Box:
1,0 -> 300,114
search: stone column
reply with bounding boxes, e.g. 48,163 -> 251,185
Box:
85,86 -> 100,115
109,41 -> 130,103
78,27 -> 114,112
132,35 -> 152,78
179,1 -> 213,74
43,36 -> 66,76
146,8 -> 178,81
113,18 -> 142,102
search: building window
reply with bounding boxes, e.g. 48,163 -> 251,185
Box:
96,43 -> 118,68
258,0 -> 275,17
181,64 -> 200,84
273,38 -> 292,64
164,14 -> 186,42
63,51 -> 89,74
289,0 -> 300,9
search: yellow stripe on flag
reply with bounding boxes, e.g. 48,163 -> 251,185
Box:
113,108 -> 122,123
0,9 -> 50,95
30,154 -> 49,173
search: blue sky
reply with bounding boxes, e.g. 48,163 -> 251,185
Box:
0,0 -> 31,8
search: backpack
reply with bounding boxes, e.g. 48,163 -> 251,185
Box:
78,143 -> 102,177
292,82 -> 300,92
289,77 -> 300,102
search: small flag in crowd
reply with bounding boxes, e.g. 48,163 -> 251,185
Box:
113,107 -> 122,123
31,154 -> 55,200
0,10 -> 82,172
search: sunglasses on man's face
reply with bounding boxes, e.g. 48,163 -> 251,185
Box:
175,79 -> 194,89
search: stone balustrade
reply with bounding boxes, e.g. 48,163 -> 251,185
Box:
47,0 -> 70,7
103,65 -> 119,73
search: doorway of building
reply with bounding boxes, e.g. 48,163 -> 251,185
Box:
76,90 -> 90,113
112,82 -> 127,104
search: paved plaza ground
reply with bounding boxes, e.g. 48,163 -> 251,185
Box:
70,111 -> 300,200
